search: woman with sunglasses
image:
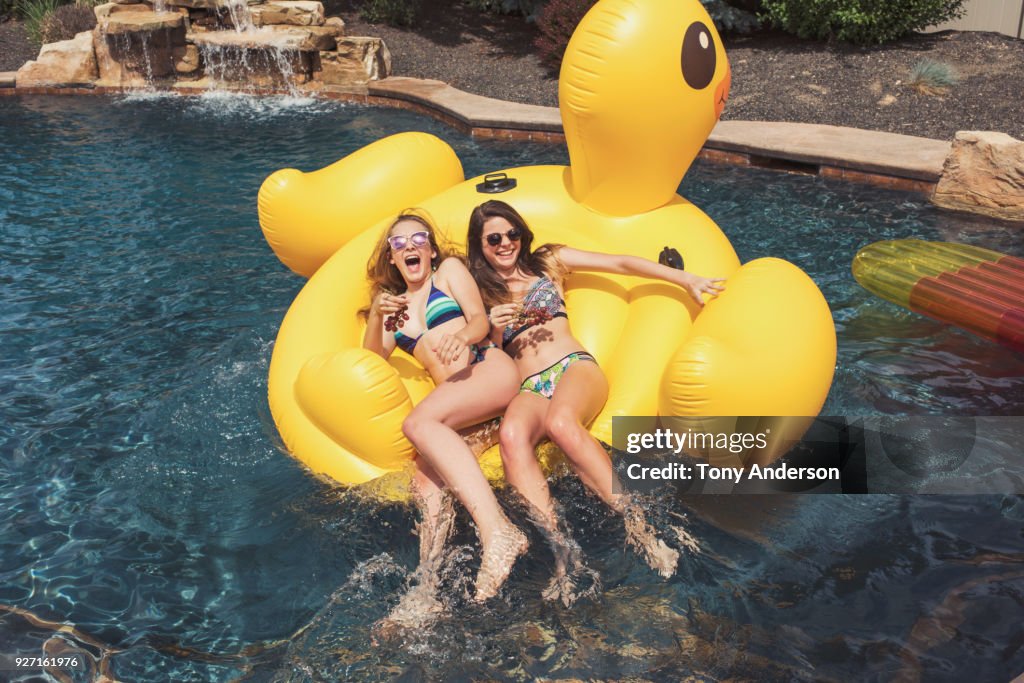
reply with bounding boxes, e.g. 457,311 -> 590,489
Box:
467,200 -> 724,584
363,211 -> 527,618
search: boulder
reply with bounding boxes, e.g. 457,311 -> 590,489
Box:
16,31 -> 98,88
250,1 -> 325,27
173,44 -> 200,73
318,36 -> 389,85
190,24 -> 334,51
933,131 -> 1024,223
102,10 -> 184,35
94,10 -> 186,85
162,0 -> 258,8
323,16 -> 345,36
94,2 -> 154,22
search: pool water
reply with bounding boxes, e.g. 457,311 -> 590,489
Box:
1,94 -> 1022,681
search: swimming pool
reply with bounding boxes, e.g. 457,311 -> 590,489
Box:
1,94 -> 1022,681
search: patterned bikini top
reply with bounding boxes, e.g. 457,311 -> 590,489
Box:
394,280 -> 463,355
502,276 -> 568,349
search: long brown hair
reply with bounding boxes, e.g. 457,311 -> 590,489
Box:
361,210 -> 448,318
466,200 -> 563,308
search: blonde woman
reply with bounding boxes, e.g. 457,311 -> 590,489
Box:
362,211 -> 527,614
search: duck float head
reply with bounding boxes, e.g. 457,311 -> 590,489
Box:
561,0 -> 731,216
258,0 -> 836,492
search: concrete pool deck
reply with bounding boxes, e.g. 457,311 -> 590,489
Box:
360,77 -> 949,194
1,72 -> 950,194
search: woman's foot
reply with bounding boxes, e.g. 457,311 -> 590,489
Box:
622,504 -> 679,578
473,525 -> 528,602
372,579 -> 445,642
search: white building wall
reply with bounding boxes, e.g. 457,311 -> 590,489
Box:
927,0 -> 1024,38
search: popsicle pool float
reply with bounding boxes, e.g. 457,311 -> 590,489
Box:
852,239 -> 1024,352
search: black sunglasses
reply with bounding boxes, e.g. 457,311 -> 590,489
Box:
484,227 -> 522,247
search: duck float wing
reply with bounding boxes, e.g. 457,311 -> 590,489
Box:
259,132 -> 464,278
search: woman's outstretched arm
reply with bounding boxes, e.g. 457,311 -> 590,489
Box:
555,246 -> 725,305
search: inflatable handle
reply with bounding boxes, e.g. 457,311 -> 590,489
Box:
659,246 -> 685,271
476,172 -> 518,194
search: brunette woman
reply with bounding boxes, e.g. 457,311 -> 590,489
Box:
466,200 -> 724,583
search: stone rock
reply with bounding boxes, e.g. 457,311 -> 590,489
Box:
102,10 -> 184,35
173,44 -> 200,73
94,2 -> 153,22
16,31 -> 98,88
250,1 -> 324,27
94,14 -> 186,85
324,16 -> 345,36
304,26 -> 337,50
190,24 -> 335,51
933,131 -> 1024,223
189,30 -> 318,86
318,36 -> 389,85
163,0 -> 259,8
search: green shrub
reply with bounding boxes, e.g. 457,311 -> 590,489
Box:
760,0 -> 967,44
702,0 -> 760,33
534,0 -> 594,70
463,0 -> 546,21
39,2 -> 96,43
18,0 -> 63,46
358,0 -> 420,27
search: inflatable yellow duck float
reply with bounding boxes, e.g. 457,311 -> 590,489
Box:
258,0 -> 837,491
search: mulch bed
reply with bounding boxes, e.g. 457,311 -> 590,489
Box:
5,4 -> 1023,141
0,17 -> 38,71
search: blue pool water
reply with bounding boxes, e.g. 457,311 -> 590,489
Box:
1,94 -> 1022,681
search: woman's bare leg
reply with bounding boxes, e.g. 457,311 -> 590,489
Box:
410,459 -> 452,574
372,460 -> 451,638
546,362 -> 679,578
402,353 -> 527,601
499,393 -> 582,596
498,393 -> 555,523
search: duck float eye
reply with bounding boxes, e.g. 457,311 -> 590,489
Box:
681,21 -> 717,90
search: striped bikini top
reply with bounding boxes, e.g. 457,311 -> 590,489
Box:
502,276 -> 568,349
394,280 -> 464,355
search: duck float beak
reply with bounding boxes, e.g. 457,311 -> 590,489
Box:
715,63 -> 731,120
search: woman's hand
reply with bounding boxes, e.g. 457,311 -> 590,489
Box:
434,332 -> 469,366
681,274 -> 726,306
488,303 -> 519,328
372,291 -> 408,316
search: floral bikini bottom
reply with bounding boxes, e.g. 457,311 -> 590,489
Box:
518,352 -> 597,399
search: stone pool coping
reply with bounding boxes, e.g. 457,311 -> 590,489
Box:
1,73 -> 950,194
